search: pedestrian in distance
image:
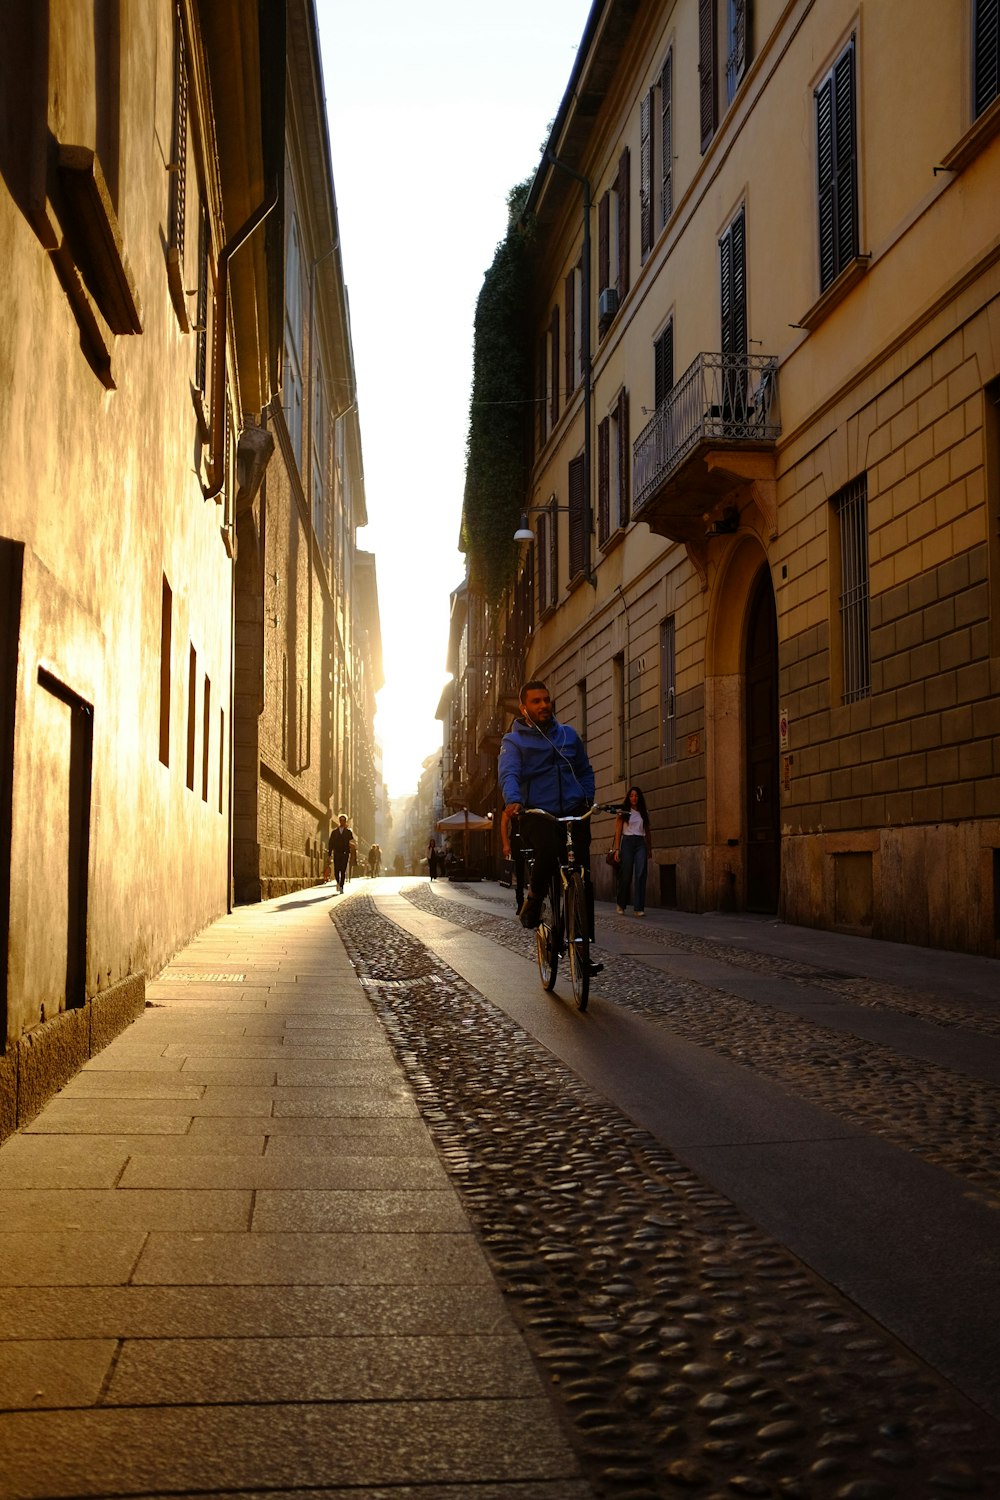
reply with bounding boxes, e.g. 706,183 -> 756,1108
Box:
327,813 -> 354,894
367,843 -> 381,877
499,680 -> 598,954
427,839 -> 439,880
612,785 -> 653,915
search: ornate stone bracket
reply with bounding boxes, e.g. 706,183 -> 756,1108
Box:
704,451 -> 778,539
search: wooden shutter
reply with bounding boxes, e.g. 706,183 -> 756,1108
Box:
536,335 -> 547,450
550,305 -> 560,427
617,387 -> 630,528
816,40 -> 857,292
616,147 -> 631,299
549,500 -> 559,605
639,92 -> 653,260
169,5 -> 188,257
597,417 -> 610,544
568,455 -> 587,578
720,208 -> 746,357
598,190 -> 610,293
654,322 -> 674,408
975,0 -> 1000,118
564,270 -> 576,398
699,0 -> 717,152
661,50 -> 673,225
536,511 -> 548,614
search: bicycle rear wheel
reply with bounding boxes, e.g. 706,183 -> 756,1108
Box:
535,877 -> 560,991
565,870 -> 590,1011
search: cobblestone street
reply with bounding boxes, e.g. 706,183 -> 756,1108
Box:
337,881 -> 1000,1500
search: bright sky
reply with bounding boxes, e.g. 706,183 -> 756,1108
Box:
315,0 -> 594,798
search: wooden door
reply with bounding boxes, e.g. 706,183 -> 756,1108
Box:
744,570 -> 779,912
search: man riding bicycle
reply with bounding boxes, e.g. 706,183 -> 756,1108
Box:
499,680 -> 597,939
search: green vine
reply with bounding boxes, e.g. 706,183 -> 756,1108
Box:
462,179 -> 534,603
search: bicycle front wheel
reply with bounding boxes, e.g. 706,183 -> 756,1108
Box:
535,878 -> 560,991
565,870 -> 590,1011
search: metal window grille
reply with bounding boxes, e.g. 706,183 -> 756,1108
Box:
836,476 -> 870,703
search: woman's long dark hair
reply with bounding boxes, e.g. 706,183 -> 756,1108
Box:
619,785 -> 650,830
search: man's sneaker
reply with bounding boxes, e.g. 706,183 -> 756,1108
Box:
634,910 -> 645,917
518,893 -> 542,929
616,905 -> 625,914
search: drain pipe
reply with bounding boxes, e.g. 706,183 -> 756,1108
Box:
203,181 -> 280,501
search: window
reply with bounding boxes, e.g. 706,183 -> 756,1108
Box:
654,322 -> 674,408
985,378 -> 1000,656
597,149 -> 630,332
159,578 -> 172,766
976,0 -> 999,116
598,391 -> 631,540
613,653 -> 626,780
577,679 -> 588,744
568,454 -> 588,579
194,199 -> 209,399
834,476 -> 870,703
661,49 -> 674,227
166,4 -> 189,319
726,0 -> 750,104
547,496 -> 560,606
284,213 -> 304,464
661,617 -> 677,763
699,0 -> 718,151
815,38 -> 858,294
536,334 -> 549,451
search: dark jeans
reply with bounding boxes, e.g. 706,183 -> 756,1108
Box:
617,835 -> 648,911
332,853 -> 349,889
520,813 -> 594,939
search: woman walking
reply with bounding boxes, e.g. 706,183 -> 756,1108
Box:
612,785 -> 652,915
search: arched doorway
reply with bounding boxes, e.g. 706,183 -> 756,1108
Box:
744,569 -> 780,911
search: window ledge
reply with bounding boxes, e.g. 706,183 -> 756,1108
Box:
797,254 -> 871,332
939,94 -> 1000,174
599,524 -> 628,556
57,145 -> 143,335
166,246 -> 190,332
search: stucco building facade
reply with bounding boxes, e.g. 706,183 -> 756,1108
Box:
477,0 -> 1000,955
0,0 -> 379,1138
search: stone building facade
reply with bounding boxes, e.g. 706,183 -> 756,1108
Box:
0,0 -> 379,1138
487,0 -> 1000,955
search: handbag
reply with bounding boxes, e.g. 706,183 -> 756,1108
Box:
498,858 -> 514,888
605,843 -> 619,868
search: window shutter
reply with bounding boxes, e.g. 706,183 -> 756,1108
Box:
975,0 -> 1000,117
816,39 -> 857,293
833,45 -> 857,276
727,0 -> 749,102
169,5 -> 188,257
536,511 -> 548,614
536,335 -> 547,451
720,208 -> 746,357
549,501 -> 559,606
568,455 -> 587,578
699,0 -> 717,152
654,322 -> 674,408
564,270 -> 576,397
598,416 -> 610,544
617,387 -> 630,528
639,92 -> 653,260
661,50 -> 673,225
550,305 -> 560,428
598,190 -> 610,293
617,147 -> 631,299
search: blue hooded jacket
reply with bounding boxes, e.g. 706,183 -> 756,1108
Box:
498,715 -> 595,815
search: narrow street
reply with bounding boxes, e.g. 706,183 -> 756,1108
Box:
1,877 -> 998,1498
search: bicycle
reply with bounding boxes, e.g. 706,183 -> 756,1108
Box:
520,803 -> 618,1011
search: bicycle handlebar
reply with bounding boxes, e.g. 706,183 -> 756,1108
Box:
520,802 -> 620,823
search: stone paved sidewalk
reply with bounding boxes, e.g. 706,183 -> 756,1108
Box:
0,885 -> 591,1500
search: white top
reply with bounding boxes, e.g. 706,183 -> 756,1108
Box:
624,809 -> 645,836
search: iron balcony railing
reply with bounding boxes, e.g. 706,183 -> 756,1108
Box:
633,351 -> 779,516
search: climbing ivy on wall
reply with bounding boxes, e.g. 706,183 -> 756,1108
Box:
462,179 -> 534,603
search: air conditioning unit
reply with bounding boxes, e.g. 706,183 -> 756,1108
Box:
598,286 -> 619,326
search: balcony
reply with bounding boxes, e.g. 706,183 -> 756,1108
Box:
632,352 -> 780,548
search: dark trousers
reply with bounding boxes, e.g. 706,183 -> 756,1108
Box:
520,814 -> 594,939
332,853 -> 349,889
